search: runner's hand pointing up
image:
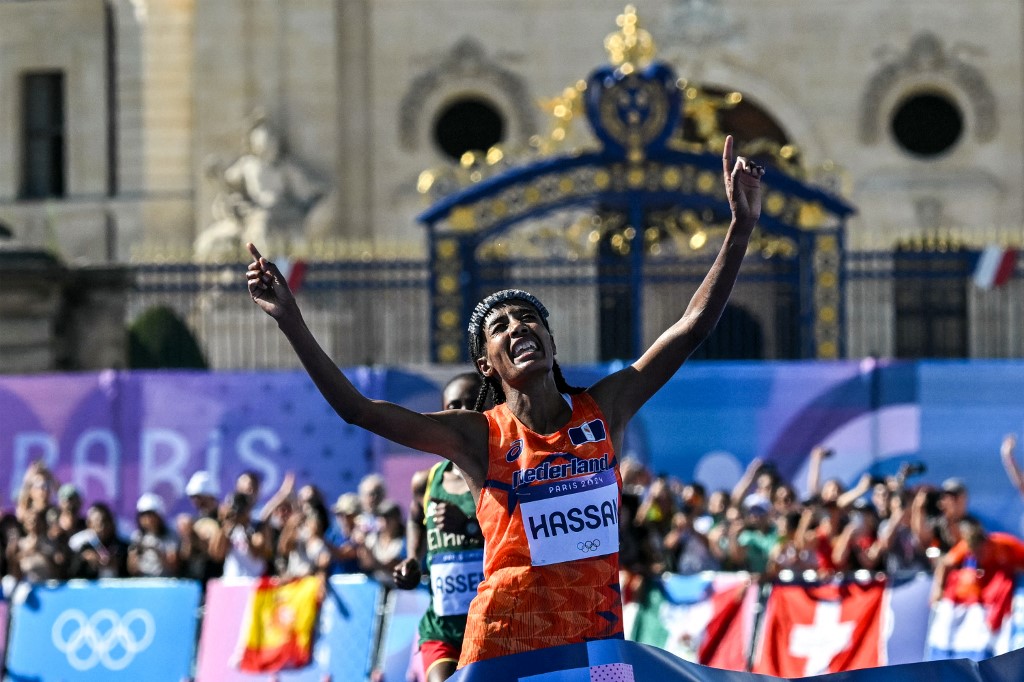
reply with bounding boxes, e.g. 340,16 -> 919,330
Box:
722,134 -> 764,232
246,242 -> 296,320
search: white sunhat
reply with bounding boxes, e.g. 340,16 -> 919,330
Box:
136,492 -> 166,515
185,470 -> 220,498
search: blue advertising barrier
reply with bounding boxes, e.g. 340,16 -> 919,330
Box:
448,638 -> 1024,682
4,578 -> 201,682
378,585 -> 432,681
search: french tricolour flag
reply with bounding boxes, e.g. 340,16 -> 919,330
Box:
276,257 -> 307,293
972,246 -> 1016,290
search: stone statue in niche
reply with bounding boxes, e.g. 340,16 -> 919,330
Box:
194,112 -> 325,261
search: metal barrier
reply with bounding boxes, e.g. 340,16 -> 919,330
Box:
127,250 -> 1023,370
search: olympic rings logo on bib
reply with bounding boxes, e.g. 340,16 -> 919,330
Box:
577,539 -> 602,553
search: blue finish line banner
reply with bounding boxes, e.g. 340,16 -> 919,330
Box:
449,639 -> 1024,682
4,579 -> 201,682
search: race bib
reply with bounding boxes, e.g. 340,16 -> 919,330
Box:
429,549 -> 485,616
518,467 -> 619,566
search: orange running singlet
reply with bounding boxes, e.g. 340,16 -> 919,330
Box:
458,392 -> 623,667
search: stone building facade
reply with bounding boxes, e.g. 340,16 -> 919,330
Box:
0,0 -> 1021,369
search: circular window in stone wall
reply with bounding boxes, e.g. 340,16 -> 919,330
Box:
890,92 -> 963,157
433,97 -> 505,161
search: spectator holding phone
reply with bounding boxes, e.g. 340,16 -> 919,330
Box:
211,491 -> 272,578
69,503 -> 129,579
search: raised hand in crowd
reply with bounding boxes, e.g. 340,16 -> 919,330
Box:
730,457 -> 764,507
280,500 -> 333,579
258,470 -> 296,524
393,469 -> 429,590
1000,434 -> 1024,498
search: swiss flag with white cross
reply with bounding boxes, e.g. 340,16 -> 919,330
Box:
752,579 -> 886,676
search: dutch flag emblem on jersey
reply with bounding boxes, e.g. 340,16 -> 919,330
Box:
568,419 -> 607,446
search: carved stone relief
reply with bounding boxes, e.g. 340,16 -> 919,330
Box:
194,111 -> 326,260
398,37 -> 537,153
859,32 -> 997,145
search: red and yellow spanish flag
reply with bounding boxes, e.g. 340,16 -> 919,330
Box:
235,575 -> 324,672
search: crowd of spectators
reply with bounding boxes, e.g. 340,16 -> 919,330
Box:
0,464 -> 409,595
2,434 -> 1023,601
619,435 -> 1024,603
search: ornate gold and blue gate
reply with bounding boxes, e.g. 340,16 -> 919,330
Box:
419,9 -> 853,364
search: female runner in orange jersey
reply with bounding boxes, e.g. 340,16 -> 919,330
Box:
246,136 -> 763,667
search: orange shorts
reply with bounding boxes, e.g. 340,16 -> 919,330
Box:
420,640 -> 461,678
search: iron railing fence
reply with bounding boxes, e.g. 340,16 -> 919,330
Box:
127,251 -> 1023,370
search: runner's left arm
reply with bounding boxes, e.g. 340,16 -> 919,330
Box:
590,135 -> 763,427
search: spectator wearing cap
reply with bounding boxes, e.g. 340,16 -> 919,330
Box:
56,484 -> 86,538
917,478 -> 969,558
356,473 -> 388,538
177,471 -> 224,584
327,492 -> 363,574
732,499 -> 778,574
185,471 -> 220,519
128,493 -> 178,577
68,502 -> 129,579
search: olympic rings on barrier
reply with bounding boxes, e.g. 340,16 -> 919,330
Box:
51,608 -> 156,671
577,539 -> 601,553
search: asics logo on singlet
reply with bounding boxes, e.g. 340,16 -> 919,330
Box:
512,454 -> 609,489
577,539 -> 602,552
505,439 -> 523,462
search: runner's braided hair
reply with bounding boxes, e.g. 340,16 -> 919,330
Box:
467,289 -> 584,410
